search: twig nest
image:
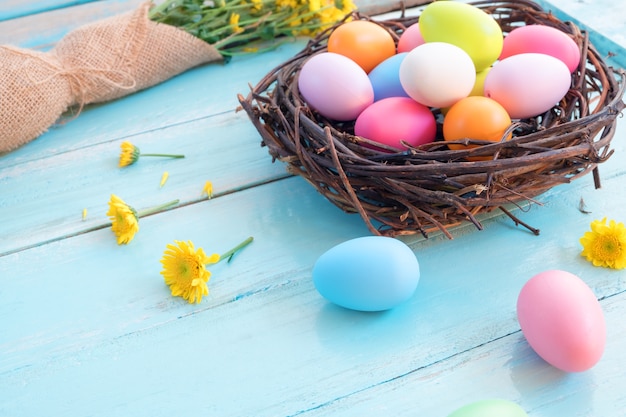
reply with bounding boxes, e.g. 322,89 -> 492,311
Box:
239,0 -> 626,238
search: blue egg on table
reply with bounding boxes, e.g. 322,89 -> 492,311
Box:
312,236 -> 420,311
368,53 -> 410,102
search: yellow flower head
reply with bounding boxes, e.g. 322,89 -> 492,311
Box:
308,0 -> 321,13
202,180 -> 214,198
229,12 -> 243,33
106,194 -> 139,245
250,0 -> 263,11
119,141 -> 141,167
160,171 -> 169,188
160,240 -> 220,304
580,217 -> 626,269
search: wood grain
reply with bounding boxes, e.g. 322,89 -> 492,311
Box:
0,1 -> 625,416
0,0 -> 143,50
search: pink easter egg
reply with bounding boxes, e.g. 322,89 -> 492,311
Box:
397,23 -> 425,53
484,53 -> 571,119
355,97 -> 436,151
500,25 -> 581,73
517,270 -> 606,372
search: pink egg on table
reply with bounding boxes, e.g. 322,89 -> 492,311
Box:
517,270 -> 606,372
501,25 -> 581,73
484,53 -> 571,119
355,97 -> 436,151
397,23 -> 425,53
297,52 -> 374,121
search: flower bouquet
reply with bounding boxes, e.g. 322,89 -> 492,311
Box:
0,0 -> 355,153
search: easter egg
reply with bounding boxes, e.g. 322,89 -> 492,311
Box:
355,97 -> 436,151
501,25 -> 581,73
312,236 -> 420,311
443,96 -> 512,150
368,53 -> 410,101
419,1 -> 503,71
470,67 -> 491,97
298,52 -> 374,121
328,20 -> 396,73
399,42 -> 476,108
484,53 -> 571,119
447,399 -> 528,417
397,23 -> 425,53
517,270 -> 606,372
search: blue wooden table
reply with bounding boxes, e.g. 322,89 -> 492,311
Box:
1,1 -> 625,416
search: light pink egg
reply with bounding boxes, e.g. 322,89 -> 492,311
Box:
517,270 -> 606,372
501,25 -> 581,73
355,97 -> 436,151
298,52 -> 374,121
484,53 -> 571,119
397,23 -> 425,53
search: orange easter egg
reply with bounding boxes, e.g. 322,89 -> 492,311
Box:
328,20 -> 396,73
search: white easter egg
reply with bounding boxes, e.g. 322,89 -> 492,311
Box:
399,42 -> 476,108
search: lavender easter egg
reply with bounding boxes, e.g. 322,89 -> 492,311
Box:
297,52 -> 374,121
313,236 -> 420,311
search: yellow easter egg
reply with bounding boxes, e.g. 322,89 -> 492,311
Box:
419,2 -> 503,71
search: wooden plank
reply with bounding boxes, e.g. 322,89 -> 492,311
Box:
302,290 -> 626,416
0,0 -> 98,22
0,110 -> 289,256
1,165 -> 625,416
0,0 -> 143,50
0,39 -> 307,166
0,2 -> 625,417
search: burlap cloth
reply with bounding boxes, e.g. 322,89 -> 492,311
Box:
0,1 -> 222,153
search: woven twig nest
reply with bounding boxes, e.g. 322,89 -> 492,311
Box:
239,0 -> 626,238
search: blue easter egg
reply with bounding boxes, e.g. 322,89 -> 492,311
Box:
368,53 -> 410,102
312,236 -> 420,311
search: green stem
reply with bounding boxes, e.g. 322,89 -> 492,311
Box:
137,199 -> 180,217
219,236 -> 254,263
140,153 -> 185,159
147,0 -> 177,19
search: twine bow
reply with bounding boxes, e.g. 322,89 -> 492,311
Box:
20,49 -> 138,117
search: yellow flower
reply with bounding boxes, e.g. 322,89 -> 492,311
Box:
106,195 -> 179,245
119,141 -> 140,167
161,240 -> 220,304
202,180 -> 214,198
580,217 -> 626,269
160,171 -> 169,188
118,141 -> 184,168
160,237 -> 254,303
150,0 -> 355,57
276,0 -> 297,8
107,194 -> 139,245
308,0 -> 321,13
229,12 -> 243,33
